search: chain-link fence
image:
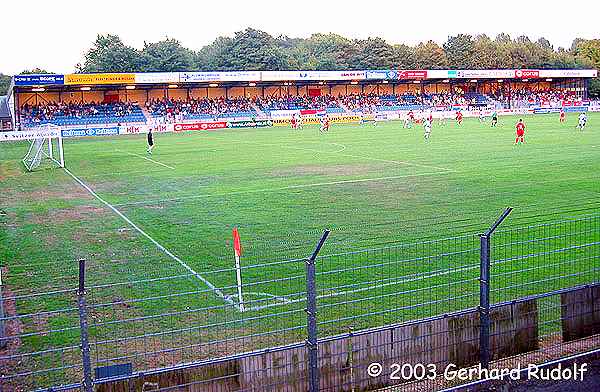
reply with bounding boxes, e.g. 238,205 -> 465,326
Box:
1,211 -> 599,391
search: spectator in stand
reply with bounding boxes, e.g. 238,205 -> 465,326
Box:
20,101 -> 140,124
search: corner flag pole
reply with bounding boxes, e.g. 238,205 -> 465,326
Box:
232,227 -> 245,312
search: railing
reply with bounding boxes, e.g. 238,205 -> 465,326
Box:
1,212 -> 599,391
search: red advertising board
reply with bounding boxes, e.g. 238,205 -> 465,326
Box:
398,70 -> 428,79
173,122 -> 228,132
514,70 -> 540,79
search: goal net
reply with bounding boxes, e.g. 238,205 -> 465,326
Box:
15,125 -> 65,172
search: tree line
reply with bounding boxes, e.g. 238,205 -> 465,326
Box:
1,28 -> 599,96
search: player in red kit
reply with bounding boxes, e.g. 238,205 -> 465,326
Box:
408,110 -> 415,122
559,110 -> 566,123
515,119 -> 526,145
320,115 -> 330,133
290,114 -> 297,129
456,110 -> 463,125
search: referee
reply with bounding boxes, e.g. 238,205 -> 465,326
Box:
147,128 -> 155,154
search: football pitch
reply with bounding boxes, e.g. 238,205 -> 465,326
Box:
1,113 -> 599,387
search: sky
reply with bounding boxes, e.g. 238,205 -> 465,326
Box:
1,0 -> 598,75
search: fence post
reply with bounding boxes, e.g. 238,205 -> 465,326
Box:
479,207 -> 513,369
77,259 -> 94,392
306,230 -> 330,392
0,269 -> 6,350
479,233 -> 491,368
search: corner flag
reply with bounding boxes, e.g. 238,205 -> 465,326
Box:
232,227 -> 245,311
232,227 -> 242,257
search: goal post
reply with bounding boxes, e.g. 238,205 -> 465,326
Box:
15,125 -> 64,172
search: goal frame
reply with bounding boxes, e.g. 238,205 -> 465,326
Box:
1,125 -> 65,171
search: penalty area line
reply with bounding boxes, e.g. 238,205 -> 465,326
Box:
120,150 -> 175,170
62,167 -> 237,309
113,170 -> 454,207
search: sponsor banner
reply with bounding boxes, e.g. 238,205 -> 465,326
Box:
0,128 -> 61,141
221,71 -> 262,81
514,70 -> 540,79
272,115 -> 361,126
64,73 -> 135,85
14,74 -> 65,86
179,71 -> 261,83
563,106 -> 588,113
368,70 -> 428,80
120,124 -> 145,134
426,70 -> 451,79
61,127 -> 119,138
299,109 -> 326,115
227,120 -> 272,128
448,70 -> 513,79
562,100 -> 583,107
261,71 -> 366,81
179,72 -> 223,83
538,69 -> 598,78
397,70 -> 428,79
269,110 -> 301,119
149,123 -> 172,133
533,108 -> 562,114
119,123 -> 173,134
173,122 -> 228,132
135,73 -> 179,84
365,70 -> 390,80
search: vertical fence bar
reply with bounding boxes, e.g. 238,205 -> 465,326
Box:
306,230 -> 330,392
479,234 -> 491,368
0,269 -> 6,350
479,207 -> 513,369
77,259 -> 93,392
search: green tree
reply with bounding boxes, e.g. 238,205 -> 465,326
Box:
0,73 -> 11,95
78,34 -> 142,73
141,38 -> 194,72
393,44 -> 417,68
443,34 -> 475,68
21,68 -> 52,74
295,33 -> 356,70
208,28 -> 290,71
574,39 -> 600,97
352,37 -> 396,69
414,41 -> 448,69
471,35 -> 498,68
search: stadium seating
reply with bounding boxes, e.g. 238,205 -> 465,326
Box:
22,102 -> 146,126
146,97 -> 259,120
18,89 -> 582,128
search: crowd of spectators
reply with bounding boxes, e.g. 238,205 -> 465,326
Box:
146,97 -> 255,120
489,88 -> 580,107
18,88 -> 586,126
21,101 -> 139,124
255,95 -> 339,111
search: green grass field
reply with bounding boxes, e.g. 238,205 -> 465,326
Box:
1,113 -> 599,388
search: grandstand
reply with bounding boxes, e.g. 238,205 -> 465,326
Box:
5,69 -> 596,131
2,67 -> 600,392
0,96 -> 12,130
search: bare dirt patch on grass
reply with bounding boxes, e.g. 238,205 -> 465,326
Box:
32,205 -> 107,225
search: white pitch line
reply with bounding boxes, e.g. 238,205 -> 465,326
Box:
336,152 -> 454,172
122,150 -> 175,170
62,167 -> 237,309
219,138 -> 453,172
113,170 -> 452,207
246,264 -> 479,312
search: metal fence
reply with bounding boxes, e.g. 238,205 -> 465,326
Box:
1,211 -> 599,391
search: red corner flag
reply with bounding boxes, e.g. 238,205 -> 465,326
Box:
232,227 -> 242,257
